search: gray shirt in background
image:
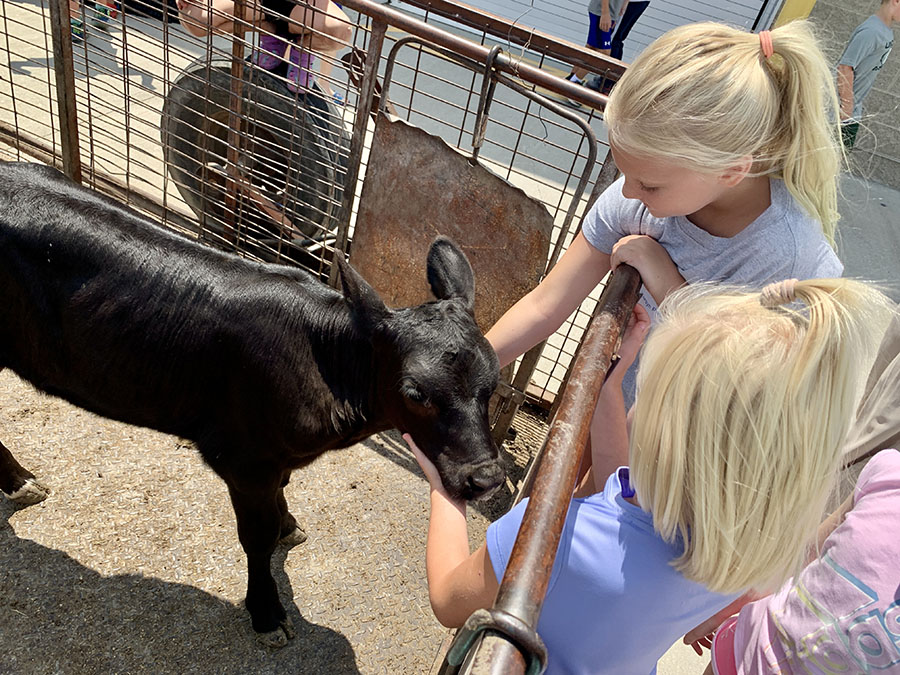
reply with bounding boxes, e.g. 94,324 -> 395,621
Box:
588,0 -> 627,19
839,15 -> 895,120
581,175 -> 843,404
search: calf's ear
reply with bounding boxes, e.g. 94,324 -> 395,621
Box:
337,255 -> 389,323
426,237 -> 475,313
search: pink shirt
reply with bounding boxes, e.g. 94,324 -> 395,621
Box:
733,449 -> 900,674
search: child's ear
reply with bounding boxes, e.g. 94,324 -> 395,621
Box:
718,155 -> 754,187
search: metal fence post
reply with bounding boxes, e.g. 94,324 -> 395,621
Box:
47,0 -> 82,182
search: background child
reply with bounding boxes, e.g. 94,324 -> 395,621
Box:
838,0 -> 900,149
486,20 -> 844,416
409,277 -> 893,674
69,0 -> 120,44
686,447 -> 900,675
177,0 -> 350,94
565,0 -> 625,91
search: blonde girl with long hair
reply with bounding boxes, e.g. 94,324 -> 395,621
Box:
486,20 -> 844,413
407,278 -> 894,674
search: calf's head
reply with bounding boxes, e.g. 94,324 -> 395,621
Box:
338,237 -> 504,501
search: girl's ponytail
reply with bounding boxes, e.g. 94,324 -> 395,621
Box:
605,20 -> 842,245
762,22 -> 842,244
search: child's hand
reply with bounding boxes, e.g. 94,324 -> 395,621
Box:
610,235 -> 685,306
403,433 -> 450,496
616,303 -> 650,370
682,592 -> 762,655
605,302 -> 650,387
600,9 -> 612,31
685,630 -> 714,656
683,612 -> 723,655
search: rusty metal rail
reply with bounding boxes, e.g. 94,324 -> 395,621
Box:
398,0 -> 627,87
339,0 -> 623,110
439,264 -> 643,675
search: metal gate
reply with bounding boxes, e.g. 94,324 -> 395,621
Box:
0,0 -> 625,420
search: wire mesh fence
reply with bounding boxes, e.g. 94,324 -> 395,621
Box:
0,0 -> 625,431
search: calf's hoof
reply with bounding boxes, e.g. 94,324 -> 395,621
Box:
6,478 -> 51,506
256,617 -> 296,648
279,526 -> 307,547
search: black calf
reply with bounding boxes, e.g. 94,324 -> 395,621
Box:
0,162 -> 504,646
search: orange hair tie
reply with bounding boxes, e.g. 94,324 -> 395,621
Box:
758,30 -> 774,60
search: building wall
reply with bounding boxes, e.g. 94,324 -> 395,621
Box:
807,0 -> 900,187
774,0 -> 815,25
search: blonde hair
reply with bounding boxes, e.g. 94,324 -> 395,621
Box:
630,279 -> 894,594
604,21 -> 842,245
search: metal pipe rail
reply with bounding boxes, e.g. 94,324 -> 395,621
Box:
399,0 -> 628,81
336,0 -> 616,111
439,264 -> 643,675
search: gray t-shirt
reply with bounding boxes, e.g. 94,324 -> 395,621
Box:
582,175 -> 843,403
839,15 -> 895,120
588,0 -> 627,20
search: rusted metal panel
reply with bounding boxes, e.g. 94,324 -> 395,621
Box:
350,116 -> 553,332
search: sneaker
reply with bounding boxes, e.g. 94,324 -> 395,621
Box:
565,75 -> 584,109
286,45 -> 314,93
254,33 -> 288,71
70,17 -> 85,43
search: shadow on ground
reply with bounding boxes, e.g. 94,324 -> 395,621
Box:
0,502 -> 359,675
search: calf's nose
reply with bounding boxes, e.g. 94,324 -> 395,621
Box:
466,463 -> 504,499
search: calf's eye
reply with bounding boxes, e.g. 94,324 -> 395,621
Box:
400,380 -> 431,408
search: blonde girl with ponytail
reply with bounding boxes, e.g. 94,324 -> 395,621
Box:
630,278 -> 893,596
486,20 -> 844,408
406,277 -> 894,674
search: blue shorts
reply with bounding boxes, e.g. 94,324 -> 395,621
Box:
586,12 -> 615,50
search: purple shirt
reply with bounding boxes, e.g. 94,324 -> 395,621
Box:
487,468 -> 736,674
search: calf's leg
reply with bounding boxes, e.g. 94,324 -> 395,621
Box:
225,472 -> 296,647
277,471 -> 306,545
0,438 -> 50,505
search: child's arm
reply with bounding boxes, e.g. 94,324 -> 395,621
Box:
288,0 -> 351,51
599,0 -> 612,31
486,232 -> 611,368
610,234 -> 685,306
405,434 -> 500,628
575,302 -> 650,496
177,0 -> 266,38
837,64 -> 855,121
683,592 -> 763,655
